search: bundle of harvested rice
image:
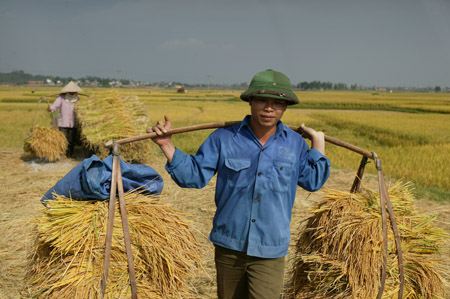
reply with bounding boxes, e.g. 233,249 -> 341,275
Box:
27,190 -> 201,298
75,91 -> 153,163
287,181 -> 447,299
23,126 -> 68,162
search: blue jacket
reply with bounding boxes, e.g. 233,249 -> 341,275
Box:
166,116 -> 330,258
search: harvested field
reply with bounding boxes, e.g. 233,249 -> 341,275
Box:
0,147 -> 449,298
1,87 -> 449,298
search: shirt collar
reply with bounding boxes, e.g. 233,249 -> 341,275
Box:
237,115 -> 288,140
237,115 -> 251,132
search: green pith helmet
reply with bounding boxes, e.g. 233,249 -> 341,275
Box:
240,69 -> 299,105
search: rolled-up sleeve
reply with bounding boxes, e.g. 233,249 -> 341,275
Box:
298,148 -> 331,192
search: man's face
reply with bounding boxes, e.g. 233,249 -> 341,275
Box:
249,97 -> 287,128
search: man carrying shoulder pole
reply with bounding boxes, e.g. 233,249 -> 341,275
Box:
149,69 -> 331,299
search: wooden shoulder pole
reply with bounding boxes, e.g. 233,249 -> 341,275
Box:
104,121 -> 373,159
116,160 -> 138,299
101,144 -> 119,297
101,143 -> 138,299
374,154 -> 388,299
350,156 -> 369,193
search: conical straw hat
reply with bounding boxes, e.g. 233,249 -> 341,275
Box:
61,81 -> 83,93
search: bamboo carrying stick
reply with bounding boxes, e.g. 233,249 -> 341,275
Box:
100,152 -> 118,297
375,156 -> 388,299
102,121 -> 403,299
374,156 -> 405,299
350,156 -> 369,193
116,160 -> 138,299
101,144 -> 138,299
104,121 -> 373,158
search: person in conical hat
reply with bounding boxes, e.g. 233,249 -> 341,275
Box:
148,69 -> 330,298
60,80 -> 83,93
47,81 -> 83,158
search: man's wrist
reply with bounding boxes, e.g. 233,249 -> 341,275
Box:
160,143 -> 176,163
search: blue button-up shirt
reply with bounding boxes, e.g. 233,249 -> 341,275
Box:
166,115 -> 330,258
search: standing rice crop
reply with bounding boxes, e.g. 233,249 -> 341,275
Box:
75,91 -> 153,163
27,189 -> 201,298
287,182 -> 447,298
23,127 -> 67,162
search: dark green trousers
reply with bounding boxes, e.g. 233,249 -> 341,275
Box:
214,245 -> 285,299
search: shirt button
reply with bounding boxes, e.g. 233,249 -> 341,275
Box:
254,195 -> 259,200
280,167 -> 283,170
261,149 -> 265,152
252,219 -> 256,223
257,172 -> 262,176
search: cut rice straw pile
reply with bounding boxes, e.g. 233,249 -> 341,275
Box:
287,181 -> 447,299
76,91 -> 153,163
23,126 -> 67,162
27,189 -> 201,298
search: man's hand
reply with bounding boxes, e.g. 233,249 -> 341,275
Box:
147,115 -> 172,145
301,123 -> 325,155
147,115 -> 176,163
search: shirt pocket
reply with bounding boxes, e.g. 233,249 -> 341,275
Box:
224,157 -> 251,189
270,160 -> 294,192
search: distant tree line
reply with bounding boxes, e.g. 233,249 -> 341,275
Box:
0,70 -> 46,85
297,80 -> 357,90
0,70 -> 115,87
296,80 -> 447,93
1,70 -> 446,92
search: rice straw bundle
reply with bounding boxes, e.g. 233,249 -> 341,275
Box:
288,182 -> 447,299
27,190 -> 201,298
23,126 -> 68,162
75,91 -> 153,163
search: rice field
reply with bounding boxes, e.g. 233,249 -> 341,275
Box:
305,111 -> 450,192
0,85 -> 449,298
142,89 -> 450,202
0,86 -> 449,201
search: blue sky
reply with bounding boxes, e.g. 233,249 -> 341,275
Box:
1,0 -> 450,86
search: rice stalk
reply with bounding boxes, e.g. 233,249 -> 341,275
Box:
23,126 -> 68,162
27,190 -> 201,298
287,181 -> 447,299
75,91 -> 153,163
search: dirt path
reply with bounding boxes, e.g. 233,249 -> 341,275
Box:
0,149 -> 79,299
0,148 -> 448,298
